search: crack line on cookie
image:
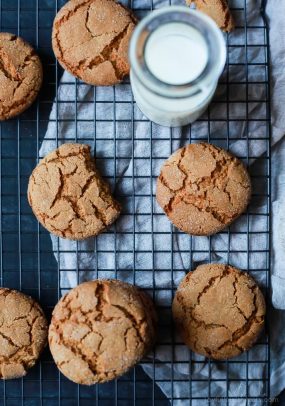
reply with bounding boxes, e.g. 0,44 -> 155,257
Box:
0,53 -> 20,82
0,86 -> 40,117
53,0 -> 134,83
54,0 -> 92,30
216,288 -> 264,351
0,41 -> 41,117
112,304 -> 146,345
0,330 -> 20,349
78,22 -> 132,80
49,282 -> 153,383
53,328 -> 100,377
175,268 -> 265,357
30,146 -> 120,238
232,275 -> 247,321
158,144 -> 251,230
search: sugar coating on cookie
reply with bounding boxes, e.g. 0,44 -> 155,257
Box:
186,0 -> 235,32
28,143 -> 121,240
52,0 -> 136,86
0,288 -> 48,379
172,264 -> 266,360
156,143 -> 251,236
0,33 -> 42,120
49,279 -> 157,385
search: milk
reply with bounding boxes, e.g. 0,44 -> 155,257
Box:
145,23 -> 208,85
130,70 -> 217,125
129,7 -> 226,127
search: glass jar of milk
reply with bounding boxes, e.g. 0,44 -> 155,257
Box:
129,6 -> 226,127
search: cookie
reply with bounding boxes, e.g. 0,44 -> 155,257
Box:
156,143 -> 251,236
0,33 -> 43,120
173,264 -> 266,360
49,279 -> 157,385
0,288 -> 48,379
187,0 -> 235,32
52,0 -> 136,86
28,143 -> 120,240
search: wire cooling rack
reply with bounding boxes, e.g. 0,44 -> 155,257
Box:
0,0 -> 271,404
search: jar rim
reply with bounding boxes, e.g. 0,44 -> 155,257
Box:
129,6 -> 227,99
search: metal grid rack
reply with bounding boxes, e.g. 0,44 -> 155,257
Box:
0,0 -> 271,404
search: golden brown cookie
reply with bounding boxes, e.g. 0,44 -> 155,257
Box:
156,143 -> 251,236
186,0 -> 235,32
173,264 -> 266,360
49,279 -> 157,385
0,288 -> 48,379
0,33 -> 42,120
28,143 -> 120,240
52,0 -> 136,86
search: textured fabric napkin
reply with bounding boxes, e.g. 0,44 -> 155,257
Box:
40,0 -> 285,404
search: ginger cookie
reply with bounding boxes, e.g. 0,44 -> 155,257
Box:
49,279 -> 157,385
0,33 -> 43,120
156,143 -> 251,236
0,288 -> 48,379
28,143 -> 121,240
173,264 -> 266,360
52,0 -> 136,86
186,0 -> 235,32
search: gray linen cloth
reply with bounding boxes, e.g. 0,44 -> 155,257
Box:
40,0 -> 285,403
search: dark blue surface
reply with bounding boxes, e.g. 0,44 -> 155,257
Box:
0,0 -> 168,404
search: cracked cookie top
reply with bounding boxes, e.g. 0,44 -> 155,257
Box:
49,279 -> 157,385
28,143 -> 121,240
52,0 -> 136,86
0,288 -> 48,379
0,33 -> 42,120
172,264 -> 266,360
156,143 -> 251,236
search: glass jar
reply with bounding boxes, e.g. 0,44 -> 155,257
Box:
129,6 -> 226,127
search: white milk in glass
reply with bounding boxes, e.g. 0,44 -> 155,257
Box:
145,24 -> 208,85
129,7 -> 226,127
